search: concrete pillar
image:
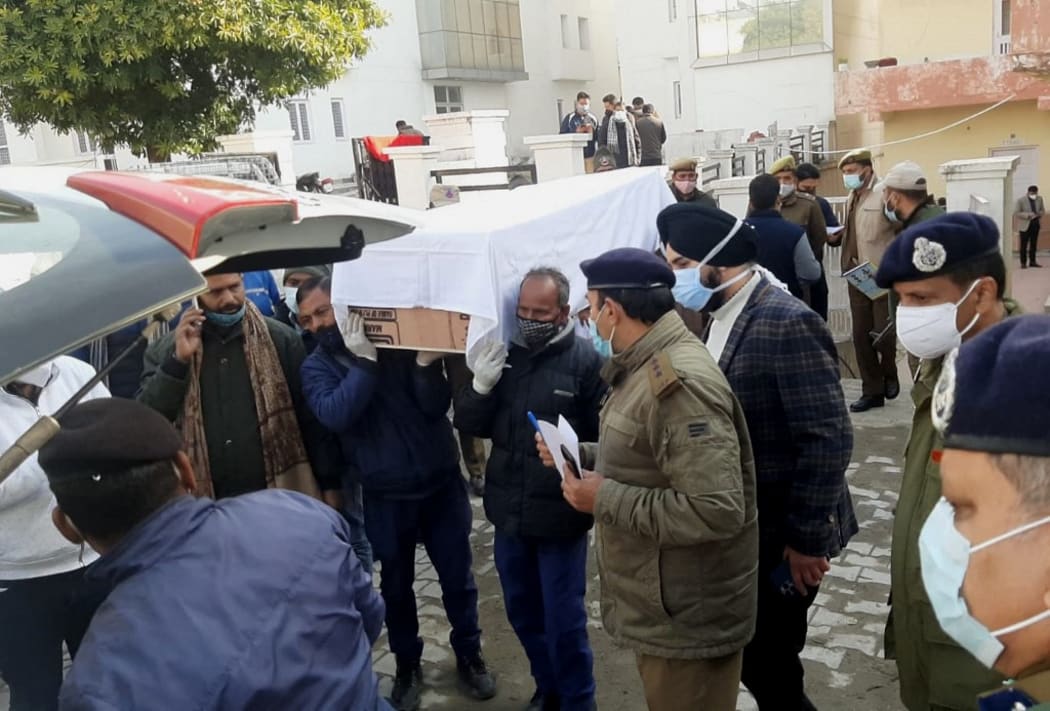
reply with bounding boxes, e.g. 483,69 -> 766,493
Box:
386,145 -> 444,210
939,156 -> 1020,254
796,125 -> 814,163
707,176 -> 753,218
523,134 -> 591,183
216,130 -> 297,188
775,130 -> 792,162
733,144 -> 759,176
755,138 -> 776,174
708,149 -> 735,181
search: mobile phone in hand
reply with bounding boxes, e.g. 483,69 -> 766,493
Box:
560,445 -> 581,479
771,560 -> 800,597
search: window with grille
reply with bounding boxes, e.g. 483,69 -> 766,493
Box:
286,100 -> 311,142
331,99 -> 347,140
434,86 -> 464,114
0,122 -> 9,165
73,131 -> 96,155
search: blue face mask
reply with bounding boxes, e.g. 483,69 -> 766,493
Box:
672,267 -> 715,311
205,304 -> 246,327
920,498 -> 1050,669
843,173 -> 865,191
588,305 -> 613,359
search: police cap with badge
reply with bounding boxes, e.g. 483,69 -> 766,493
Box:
874,212 -> 1001,288
932,315 -> 1050,458
580,247 -> 676,291
39,398 -> 184,482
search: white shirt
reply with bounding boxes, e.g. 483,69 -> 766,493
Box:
0,357 -> 107,580
706,272 -> 761,363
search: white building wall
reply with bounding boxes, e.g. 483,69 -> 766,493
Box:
613,0 -> 835,160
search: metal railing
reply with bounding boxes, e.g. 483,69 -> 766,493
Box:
823,196 -> 850,339
137,153 -> 282,185
811,129 -> 826,165
755,150 -> 766,175
431,164 -> 537,192
732,155 -> 746,177
789,134 -> 805,163
701,161 -> 721,185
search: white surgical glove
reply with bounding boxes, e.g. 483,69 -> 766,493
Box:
471,341 -> 507,395
341,313 -> 378,362
416,351 -> 446,367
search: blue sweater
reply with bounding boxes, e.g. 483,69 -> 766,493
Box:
301,346 -> 460,498
62,493 -> 387,710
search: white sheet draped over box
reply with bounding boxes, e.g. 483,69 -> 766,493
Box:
332,167 -> 676,365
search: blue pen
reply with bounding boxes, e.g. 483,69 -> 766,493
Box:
527,411 -> 543,435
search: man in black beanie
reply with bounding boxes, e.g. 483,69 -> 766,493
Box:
38,398 -> 390,710
658,202 -> 856,711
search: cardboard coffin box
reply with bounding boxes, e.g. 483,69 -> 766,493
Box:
348,306 -> 469,352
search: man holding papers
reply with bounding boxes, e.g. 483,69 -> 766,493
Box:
538,248 -> 759,711
455,267 -> 606,711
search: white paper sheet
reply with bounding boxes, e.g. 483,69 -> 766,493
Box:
331,168 -> 675,368
536,415 -> 581,481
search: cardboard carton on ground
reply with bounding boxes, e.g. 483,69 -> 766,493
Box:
348,306 -> 469,352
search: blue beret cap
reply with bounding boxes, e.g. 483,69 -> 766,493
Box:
39,398 -> 183,481
874,212 -> 1000,288
933,315 -> 1050,457
580,247 -> 675,290
656,203 -> 758,267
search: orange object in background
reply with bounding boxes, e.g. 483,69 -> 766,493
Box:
66,171 -> 298,259
364,134 -> 425,163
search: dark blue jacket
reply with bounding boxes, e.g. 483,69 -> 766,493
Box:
815,194 -> 840,228
746,209 -> 808,299
61,492 -> 388,711
454,327 -> 606,539
301,346 -> 460,498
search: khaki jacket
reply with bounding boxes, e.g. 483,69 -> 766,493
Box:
839,174 -> 899,272
780,191 -> 828,260
586,311 -> 759,660
889,301 -> 1021,710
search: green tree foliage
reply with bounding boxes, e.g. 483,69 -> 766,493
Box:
741,0 -> 823,53
0,0 -> 385,157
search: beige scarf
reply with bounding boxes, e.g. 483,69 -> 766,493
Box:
179,302 -> 319,500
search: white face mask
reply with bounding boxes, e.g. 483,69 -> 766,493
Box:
896,280 -> 981,360
779,183 -> 795,199
613,110 -> 627,122
673,179 -> 697,194
283,286 -> 300,316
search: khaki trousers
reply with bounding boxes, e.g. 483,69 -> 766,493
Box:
635,650 -> 743,711
584,157 -> 595,174
848,287 -> 898,397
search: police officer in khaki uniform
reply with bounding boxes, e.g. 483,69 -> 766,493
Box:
769,155 -> 830,320
874,212 -> 1020,711
829,149 -> 900,412
880,161 -> 945,231
916,315 -> 1050,710
668,158 -> 718,208
537,248 -> 758,711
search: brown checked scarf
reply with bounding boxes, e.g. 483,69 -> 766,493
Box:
179,302 -> 320,500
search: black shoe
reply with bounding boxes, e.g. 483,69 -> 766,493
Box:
525,689 -> 561,711
850,395 -> 885,413
1032,262 -> 1043,268
885,379 -> 901,400
1022,263 -> 1029,269
457,652 -> 497,700
470,474 -> 485,497
389,658 -> 423,711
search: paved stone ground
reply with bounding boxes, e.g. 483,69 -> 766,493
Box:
0,379 -> 914,711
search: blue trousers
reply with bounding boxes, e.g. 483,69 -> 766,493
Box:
364,476 -> 481,663
342,481 -> 374,574
494,531 -> 595,711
